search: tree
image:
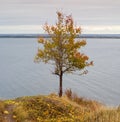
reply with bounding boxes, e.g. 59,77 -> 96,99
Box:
35,12 -> 93,97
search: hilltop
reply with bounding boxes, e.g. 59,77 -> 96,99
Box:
0,91 -> 120,122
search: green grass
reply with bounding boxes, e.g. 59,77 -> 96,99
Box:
0,92 -> 120,122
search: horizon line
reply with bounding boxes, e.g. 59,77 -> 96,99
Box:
0,33 -> 120,39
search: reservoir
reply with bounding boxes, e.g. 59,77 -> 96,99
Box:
0,38 -> 120,106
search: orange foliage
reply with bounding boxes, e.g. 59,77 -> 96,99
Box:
35,11 -> 93,97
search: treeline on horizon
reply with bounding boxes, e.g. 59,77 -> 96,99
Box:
0,34 -> 120,38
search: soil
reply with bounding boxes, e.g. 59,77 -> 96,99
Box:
3,104 -> 15,122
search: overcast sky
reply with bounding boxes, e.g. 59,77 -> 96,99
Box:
0,0 -> 120,34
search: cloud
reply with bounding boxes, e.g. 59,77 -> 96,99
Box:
0,25 -> 43,34
0,25 -> 120,34
82,25 -> 120,34
0,0 -> 120,26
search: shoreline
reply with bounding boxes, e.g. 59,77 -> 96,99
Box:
0,34 -> 120,38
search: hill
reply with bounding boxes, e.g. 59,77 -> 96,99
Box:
0,92 -> 120,122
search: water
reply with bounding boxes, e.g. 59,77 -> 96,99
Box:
0,38 -> 120,106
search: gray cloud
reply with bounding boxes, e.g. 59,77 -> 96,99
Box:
0,0 -> 120,25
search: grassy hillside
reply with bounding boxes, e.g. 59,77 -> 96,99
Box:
0,92 -> 120,122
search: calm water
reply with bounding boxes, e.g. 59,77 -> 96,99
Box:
0,38 -> 120,106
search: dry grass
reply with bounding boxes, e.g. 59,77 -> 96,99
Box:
0,92 -> 119,122
0,100 -> 5,122
65,89 -> 102,111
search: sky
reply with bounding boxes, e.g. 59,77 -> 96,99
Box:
0,0 -> 120,34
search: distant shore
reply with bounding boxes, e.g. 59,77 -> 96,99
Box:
0,34 -> 120,38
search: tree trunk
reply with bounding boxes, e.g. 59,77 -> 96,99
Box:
59,71 -> 63,97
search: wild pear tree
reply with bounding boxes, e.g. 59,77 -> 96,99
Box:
35,12 -> 93,97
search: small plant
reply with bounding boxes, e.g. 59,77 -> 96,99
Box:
64,89 -> 72,99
